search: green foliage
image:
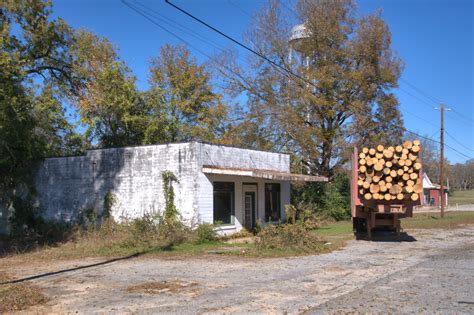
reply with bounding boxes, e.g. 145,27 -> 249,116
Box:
161,170 -> 180,226
292,173 -> 351,221
144,44 -> 228,144
103,191 -> 116,220
193,223 -> 218,243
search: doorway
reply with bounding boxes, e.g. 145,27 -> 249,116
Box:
243,184 -> 257,231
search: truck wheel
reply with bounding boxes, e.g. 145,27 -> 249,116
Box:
353,217 -> 366,234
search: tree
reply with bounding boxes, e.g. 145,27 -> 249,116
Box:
217,0 -> 404,178
1,0 -> 83,233
144,44 -> 227,144
70,30 -> 145,147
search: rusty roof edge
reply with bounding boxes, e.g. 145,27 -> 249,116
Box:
202,165 -> 328,182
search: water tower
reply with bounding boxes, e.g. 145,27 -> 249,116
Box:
288,23 -> 311,69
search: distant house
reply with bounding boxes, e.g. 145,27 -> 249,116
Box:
0,142 -> 327,235
422,173 -> 448,207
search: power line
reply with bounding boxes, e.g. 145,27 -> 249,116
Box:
445,129 -> 474,152
128,0 -> 473,161
406,130 -> 472,160
164,0 -> 316,89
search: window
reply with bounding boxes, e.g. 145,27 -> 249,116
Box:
213,182 -> 234,224
265,183 -> 281,222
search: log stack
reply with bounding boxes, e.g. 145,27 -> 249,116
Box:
357,140 -> 423,202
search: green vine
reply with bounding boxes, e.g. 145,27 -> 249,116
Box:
161,170 -> 179,226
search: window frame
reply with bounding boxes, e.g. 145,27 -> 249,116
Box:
264,183 -> 281,222
213,181 -> 235,225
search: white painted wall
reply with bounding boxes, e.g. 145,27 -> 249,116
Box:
34,142 -> 292,233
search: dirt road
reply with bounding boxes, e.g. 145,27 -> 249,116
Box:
4,226 -> 474,314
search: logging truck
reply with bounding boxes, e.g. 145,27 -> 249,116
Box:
351,140 -> 423,238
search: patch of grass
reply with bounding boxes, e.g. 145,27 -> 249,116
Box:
449,190 -> 474,205
404,211 -> 474,229
0,273 -> 48,312
313,221 -> 353,237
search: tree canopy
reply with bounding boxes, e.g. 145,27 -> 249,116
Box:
217,0 -> 404,178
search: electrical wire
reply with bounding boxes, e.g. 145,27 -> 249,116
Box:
126,0 -> 474,161
445,129 -> 474,152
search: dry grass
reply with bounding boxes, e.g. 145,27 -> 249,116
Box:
0,273 -> 48,312
126,280 -> 198,294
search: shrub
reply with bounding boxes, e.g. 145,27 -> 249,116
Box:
255,222 -> 323,252
193,223 -> 218,243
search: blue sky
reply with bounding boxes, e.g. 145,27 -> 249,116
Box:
52,0 -> 473,163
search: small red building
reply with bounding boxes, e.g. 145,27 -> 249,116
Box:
423,173 -> 448,207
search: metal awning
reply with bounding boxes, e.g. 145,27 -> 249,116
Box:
202,165 -> 328,182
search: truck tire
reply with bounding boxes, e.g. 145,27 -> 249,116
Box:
353,217 -> 366,234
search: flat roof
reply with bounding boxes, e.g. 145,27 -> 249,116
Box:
202,165 -> 328,183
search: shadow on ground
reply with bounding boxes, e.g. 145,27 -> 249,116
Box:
355,230 -> 417,242
0,252 -> 142,285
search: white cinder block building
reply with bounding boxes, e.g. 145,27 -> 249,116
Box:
27,142 -> 326,234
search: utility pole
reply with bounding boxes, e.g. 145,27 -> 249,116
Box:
440,103 -> 445,218
436,103 -> 451,218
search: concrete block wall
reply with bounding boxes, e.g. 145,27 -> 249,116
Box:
35,143 -> 201,224
33,142 -> 291,231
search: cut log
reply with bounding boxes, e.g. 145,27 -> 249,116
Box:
405,159 -> 412,167
402,173 -> 410,181
359,152 -> 366,159
386,176 -> 393,183
411,145 -> 420,153
386,182 -> 392,189
370,184 -> 380,193
390,170 -> 397,178
405,185 -> 414,193
407,179 -> 415,187
383,167 -> 391,175
413,139 -> 421,146
372,175 -> 381,183
403,140 -> 413,149
397,169 -> 404,176
403,166 -> 409,172
386,161 -> 393,168
362,147 -> 369,154
377,144 -> 384,152
396,193 -> 404,200
369,148 -> 376,156
387,146 -> 395,152
389,184 -> 402,194
364,193 -> 372,200
366,158 -> 374,166
384,193 -> 391,201
413,162 -> 422,170
363,181 -> 371,189
408,153 -> 417,161
373,192 -> 380,200
411,193 -> 419,201
375,152 -> 384,159
413,183 -> 423,194
374,163 -> 384,172
395,145 -> 403,153
402,148 -> 409,155
383,150 -> 394,159
410,173 -> 418,180
359,158 -> 366,165
408,168 -> 414,174
359,165 -> 367,173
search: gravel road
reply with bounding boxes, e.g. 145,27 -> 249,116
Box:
4,226 -> 474,314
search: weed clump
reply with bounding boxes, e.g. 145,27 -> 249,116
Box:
255,223 -> 323,252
